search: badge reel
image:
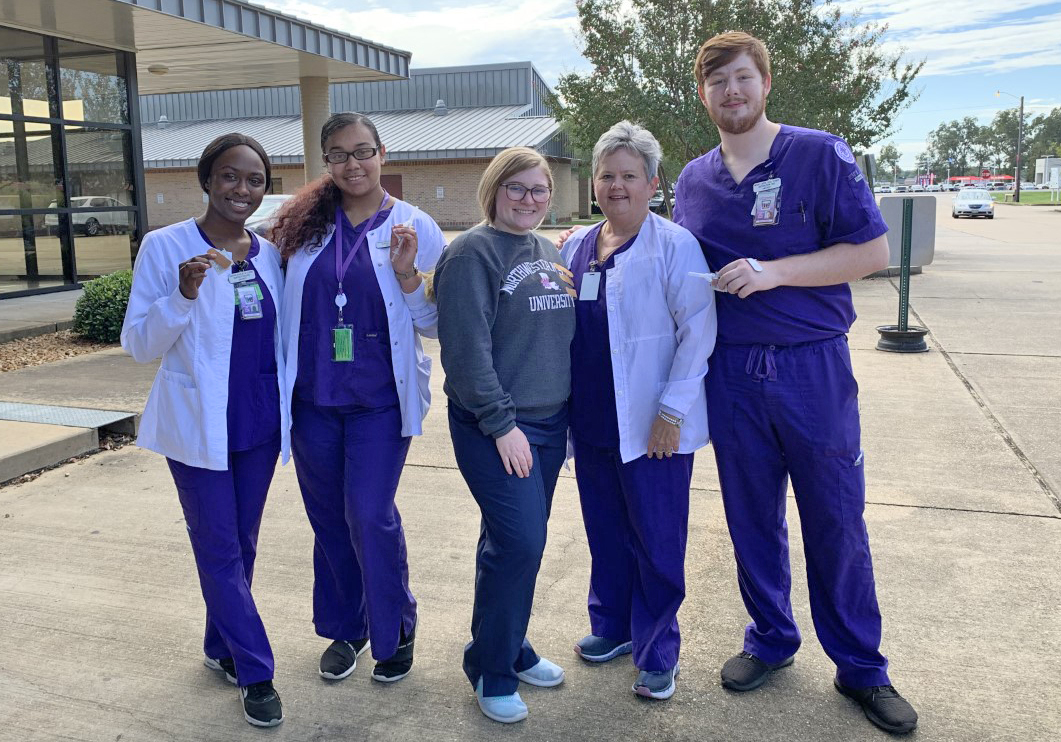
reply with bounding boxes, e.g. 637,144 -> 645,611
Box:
752,177 -> 781,227
333,290 -> 353,363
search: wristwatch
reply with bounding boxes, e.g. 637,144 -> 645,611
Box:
394,265 -> 419,280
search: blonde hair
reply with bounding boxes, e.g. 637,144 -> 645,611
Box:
693,31 -> 771,88
477,147 -> 553,225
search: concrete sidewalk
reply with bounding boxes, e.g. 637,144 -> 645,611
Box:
1,199 -> 1059,740
0,288 -> 82,343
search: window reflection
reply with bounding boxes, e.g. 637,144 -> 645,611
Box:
64,126 -> 135,206
57,40 -> 128,124
0,124 -> 64,207
0,28 -> 52,120
71,210 -> 135,278
0,216 -> 70,295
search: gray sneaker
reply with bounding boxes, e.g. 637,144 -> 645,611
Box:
574,635 -> 633,663
633,663 -> 679,700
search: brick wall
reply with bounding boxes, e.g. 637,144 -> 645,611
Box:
145,160 -> 579,230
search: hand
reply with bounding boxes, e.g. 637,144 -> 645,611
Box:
390,223 -> 418,274
646,416 -> 681,460
495,426 -> 533,478
713,257 -> 779,299
554,225 -> 584,249
178,254 -> 212,300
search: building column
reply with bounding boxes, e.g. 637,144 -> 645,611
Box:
300,76 -> 330,186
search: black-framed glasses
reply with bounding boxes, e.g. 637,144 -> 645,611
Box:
324,147 -> 379,164
500,182 -> 552,203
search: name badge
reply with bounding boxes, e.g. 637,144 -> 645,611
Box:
332,325 -> 353,362
229,269 -> 256,284
752,189 -> 780,227
579,271 -> 601,301
235,284 -> 263,320
753,177 -> 781,193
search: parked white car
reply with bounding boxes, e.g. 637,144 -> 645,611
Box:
926,184 -> 942,192
245,194 -> 293,236
952,189 -> 994,219
910,184 -> 925,192
44,196 -> 129,236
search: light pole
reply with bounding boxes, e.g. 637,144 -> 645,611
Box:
996,90 -> 1024,203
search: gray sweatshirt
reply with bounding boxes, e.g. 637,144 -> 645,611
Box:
435,225 -> 576,438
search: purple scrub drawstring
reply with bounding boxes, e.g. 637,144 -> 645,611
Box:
745,345 -> 778,382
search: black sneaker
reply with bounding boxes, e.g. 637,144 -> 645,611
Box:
319,639 -> 370,680
203,656 -> 237,685
372,624 -> 415,683
240,680 -> 283,727
720,651 -> 794,691
834,680 -> 918,734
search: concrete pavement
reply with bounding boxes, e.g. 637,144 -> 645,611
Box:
0,198 -> 1059,740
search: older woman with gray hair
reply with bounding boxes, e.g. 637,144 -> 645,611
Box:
560,120 -> 716,701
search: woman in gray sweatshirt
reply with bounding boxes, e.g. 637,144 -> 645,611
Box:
434,147 -> 575,724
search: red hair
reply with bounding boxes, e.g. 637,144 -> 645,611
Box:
271,175 -> 341,261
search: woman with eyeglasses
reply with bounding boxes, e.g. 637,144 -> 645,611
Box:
433,147 -> 576,724
272,112 -> 446,686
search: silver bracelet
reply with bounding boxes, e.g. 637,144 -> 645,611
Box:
394,265 -> 419,280
657,409 -> 683,428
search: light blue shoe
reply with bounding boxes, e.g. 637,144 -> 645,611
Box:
633,663 -> 680,700
574,635 -> 633,663
475,678 -> 528,723
516,657 -> 565,687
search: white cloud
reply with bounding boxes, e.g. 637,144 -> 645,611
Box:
263,0 -> 587,84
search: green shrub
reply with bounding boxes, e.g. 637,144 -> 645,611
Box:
73,269 -> 133,343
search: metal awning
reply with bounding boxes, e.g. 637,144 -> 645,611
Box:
1,0 -> 410,93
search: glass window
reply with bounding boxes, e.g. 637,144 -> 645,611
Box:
63,126 -> 135,206
0,123 -> 64,207
0,27 -> 52,120
0,216 -> 71,295
71,210 -> 135,278
57,40 -> 128,124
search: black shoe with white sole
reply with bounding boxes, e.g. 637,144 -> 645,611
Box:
372,624 -> 415,683
241,681 -> 283,727
319,638 -> 370,681
204,656 -> 237,685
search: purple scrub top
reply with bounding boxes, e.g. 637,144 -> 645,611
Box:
568,222 -> 636,447
194,224 -> 280,452
674,124 -> 888,346
294,208 -> 399,409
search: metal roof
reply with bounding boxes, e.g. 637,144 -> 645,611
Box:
1,0 -> 409,94
139,106 -> 569,167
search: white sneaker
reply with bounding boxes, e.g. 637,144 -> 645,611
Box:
475,678 -> 528,723
516,657 -> 565,687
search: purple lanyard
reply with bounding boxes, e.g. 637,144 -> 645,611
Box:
334,190 -> 389,321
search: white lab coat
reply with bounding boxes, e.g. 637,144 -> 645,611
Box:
561,212 -> 717,463
121,219 -> 288,471
279,199 -> 446,460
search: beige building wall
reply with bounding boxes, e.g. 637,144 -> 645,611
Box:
145,160 -> 578,231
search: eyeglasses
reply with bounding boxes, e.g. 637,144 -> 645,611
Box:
323,147 -> 379,164
500,182 -> 552,203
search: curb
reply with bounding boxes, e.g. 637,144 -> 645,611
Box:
0,321 -> 75,345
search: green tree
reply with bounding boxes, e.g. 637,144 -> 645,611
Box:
552,0 -> 924,173
1025,107 -> 1061,176
876,142 -> 900,182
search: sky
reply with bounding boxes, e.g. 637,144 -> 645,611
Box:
262,0 -> 1061,174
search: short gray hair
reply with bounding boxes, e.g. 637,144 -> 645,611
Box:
592,121 -> 662,181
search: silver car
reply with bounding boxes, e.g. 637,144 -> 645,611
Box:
952,189 -> 994,219
245,194 -> 293,236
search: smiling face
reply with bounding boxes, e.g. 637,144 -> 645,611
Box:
203,144 -> 268,226
593,148 -> 659,224
698,51 -> 771,135
324,122 -> 386,202
492,165 -> 552,234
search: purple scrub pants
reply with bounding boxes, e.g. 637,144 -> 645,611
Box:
291,399 -> 416,661
448,402 -> 567,697
707,335 -> 890,688
573,440 -> 693,672
166,433 -> 280,687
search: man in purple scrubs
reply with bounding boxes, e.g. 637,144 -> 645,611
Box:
673,32 -> 918,735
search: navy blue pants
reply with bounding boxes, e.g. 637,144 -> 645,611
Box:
573,440 -> 693,672
167,433 -> 280,687
707,335 -> 890,688
449,402 -> 568,697
291,399 -> 416,661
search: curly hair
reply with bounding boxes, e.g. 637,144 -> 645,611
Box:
272,112 -> 384,260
